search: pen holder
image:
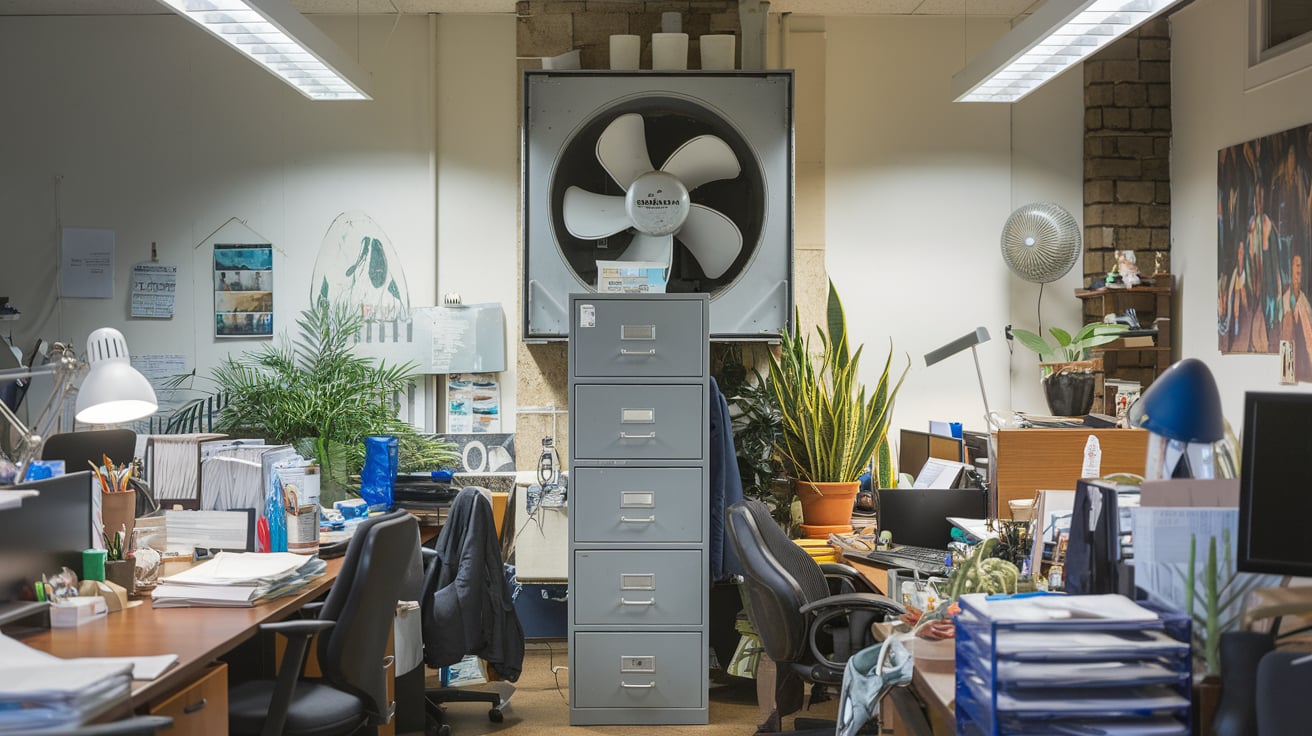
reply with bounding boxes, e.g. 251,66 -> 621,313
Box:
104,560 -> 135,597
101,488 -> 136,552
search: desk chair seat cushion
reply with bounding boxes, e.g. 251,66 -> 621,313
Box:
229,680 -> 365,736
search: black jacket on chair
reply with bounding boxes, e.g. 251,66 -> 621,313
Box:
421,486 -> 525,681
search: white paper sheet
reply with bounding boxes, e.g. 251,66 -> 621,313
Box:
130,262 -> 177,318
60,227 -> 115,298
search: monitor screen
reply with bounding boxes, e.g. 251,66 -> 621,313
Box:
0,471 -> 95,602
1238,392 -> 1312,576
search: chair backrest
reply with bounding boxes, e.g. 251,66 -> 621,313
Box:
727,499 -> 830,664
42,429 -> 136,471
1257,650 -> 1312,736
316,510 -> 421,722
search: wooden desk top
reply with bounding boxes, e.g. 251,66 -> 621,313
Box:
21,556 -> 343,709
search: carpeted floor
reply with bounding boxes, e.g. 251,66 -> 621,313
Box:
423,643 -> 839,736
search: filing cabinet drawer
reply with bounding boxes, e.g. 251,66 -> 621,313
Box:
573,384 -> 703,460
572,298 -> 705,378
573,632 -> 704,709
149,662 -> 227,735
574,550 -> 702,625
573,467 -> 703,543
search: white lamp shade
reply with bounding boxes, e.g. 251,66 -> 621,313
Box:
75,328 -> 158,425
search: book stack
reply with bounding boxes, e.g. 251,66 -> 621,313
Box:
152,552 -> 326,608
0,633 -> 132,732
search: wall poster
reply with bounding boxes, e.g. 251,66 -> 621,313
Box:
214,244 -> 274,338
1218,122 -> 1312,382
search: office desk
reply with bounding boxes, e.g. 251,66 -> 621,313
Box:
21,557 -> 347,731
844,556 -> 954,736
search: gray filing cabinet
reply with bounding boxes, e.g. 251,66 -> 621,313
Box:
568,293 -> 709,725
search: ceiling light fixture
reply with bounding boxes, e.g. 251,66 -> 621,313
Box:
952,0 -> 1183,103
155,0 -> 372,101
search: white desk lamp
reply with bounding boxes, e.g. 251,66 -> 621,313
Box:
0,327 -> 157,483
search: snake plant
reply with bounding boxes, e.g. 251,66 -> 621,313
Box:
767,281 -> 908,485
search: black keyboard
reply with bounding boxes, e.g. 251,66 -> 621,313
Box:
852,545 -> 951,576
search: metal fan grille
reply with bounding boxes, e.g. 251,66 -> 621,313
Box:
1000,202 -> 1081,284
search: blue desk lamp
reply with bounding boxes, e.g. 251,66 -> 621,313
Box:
1129,358 -> 1231,479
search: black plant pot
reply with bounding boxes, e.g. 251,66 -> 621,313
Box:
1043,370 -> 1096,416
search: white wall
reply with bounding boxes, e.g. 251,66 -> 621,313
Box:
1173,0 -> 1312,423
824,16 -> 1084,437
0,12 -> 519,430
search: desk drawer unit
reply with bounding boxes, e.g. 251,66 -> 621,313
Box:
149,662 -> 228,736
571,297 -> 705,378
569,293 -> 709,726
572,466 -> 703,544
571,384 -> 703,461
573,549 -> 703,625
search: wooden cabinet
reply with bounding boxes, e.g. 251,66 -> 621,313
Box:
149,663 -> 227,736
1076,277 -> 1174,411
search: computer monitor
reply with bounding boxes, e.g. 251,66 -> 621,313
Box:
0,471 -> 95,602
1238,392 -> 1312,576
898,428 -> 965,481
876,487 -> 988,548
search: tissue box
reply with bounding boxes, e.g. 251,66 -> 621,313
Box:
50,596 -> 108,628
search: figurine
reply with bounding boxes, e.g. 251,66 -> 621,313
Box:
1116,249 -> 1142,288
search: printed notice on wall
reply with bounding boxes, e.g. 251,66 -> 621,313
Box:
131,262 -> 177,318
60,227 -> 115,298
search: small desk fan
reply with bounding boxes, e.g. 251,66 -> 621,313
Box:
1000,202 -> 1082,283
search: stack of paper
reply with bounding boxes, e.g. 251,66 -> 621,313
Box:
0,634 -> 132,733
152,552 -> 327,608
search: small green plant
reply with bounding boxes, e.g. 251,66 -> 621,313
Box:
1011,323 -> 1128,365
944,538 -> 1021,601
1181,529 -> 1268,676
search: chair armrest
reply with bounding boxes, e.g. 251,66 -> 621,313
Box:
818,562 -> 878,595
799,592 -> 904,618
818,562 -> 862,579
259,619 -> 336,736
298,601 -> 325,619
260,618 -> 336,636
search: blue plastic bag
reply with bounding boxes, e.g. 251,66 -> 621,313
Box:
359,435 -> 398,512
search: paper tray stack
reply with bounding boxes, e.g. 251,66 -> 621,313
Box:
954,593 -> 1193,736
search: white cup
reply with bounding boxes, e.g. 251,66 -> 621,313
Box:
541,49 -> 580,70
661,11 -> 682,33
651,32 -> 689,70
609,34 -> 640,70
699,34 -> 736,70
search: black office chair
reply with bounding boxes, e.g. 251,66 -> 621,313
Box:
40,716 -> 173,735
41,429 -> 137,470
420,487 -> 524,736
1257,649 -> 1312,736
228,510 -> 422,736
727,499 -> 903,733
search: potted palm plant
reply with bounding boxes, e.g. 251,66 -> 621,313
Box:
1011,323 -> 1127,416
767,281 -> 908,535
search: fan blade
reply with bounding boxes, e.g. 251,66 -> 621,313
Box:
678,205 -> 742,279
661,135 -> 741,191
563,186 -> 631,239
596,113 -> 655,190
619,233 -> 674,267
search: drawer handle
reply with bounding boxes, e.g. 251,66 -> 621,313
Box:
621,680 -> 657,689
619,515 -> 656,524
620,348 -> 657,356
619,432 -> 656,440
621,597 -> 656,606
183,698 -> 207,714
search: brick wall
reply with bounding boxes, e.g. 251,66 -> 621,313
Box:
1082,17 -> 1171,312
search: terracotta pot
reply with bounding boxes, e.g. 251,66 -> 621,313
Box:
101,489 -> 136,550
799,522 -> 852,540
796,480 -> 859,528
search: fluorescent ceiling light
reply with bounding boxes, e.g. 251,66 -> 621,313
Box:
952,0 -> 1183,103
156,0 -> 372,100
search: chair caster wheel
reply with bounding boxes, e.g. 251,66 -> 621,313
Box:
438,724 -> 452,736
425,719 -> 451,736
488,708 -> 504,723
